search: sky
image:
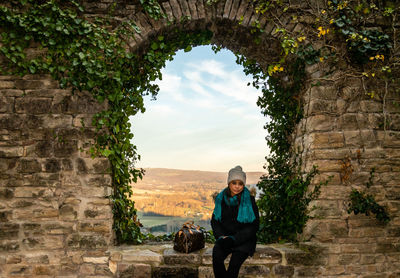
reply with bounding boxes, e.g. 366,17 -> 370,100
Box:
129,45 -> 269,172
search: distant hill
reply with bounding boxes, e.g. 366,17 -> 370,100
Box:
130,168 -> 266,222
133,168 -> 266,188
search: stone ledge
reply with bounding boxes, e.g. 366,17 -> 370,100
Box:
111,243 -> 321,277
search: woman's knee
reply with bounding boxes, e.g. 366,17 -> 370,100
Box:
212,244 -> 228,261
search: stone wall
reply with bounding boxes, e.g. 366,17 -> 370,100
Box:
1,0 -> 400,277
0,74 -> 114,276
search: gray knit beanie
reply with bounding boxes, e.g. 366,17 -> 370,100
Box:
227,166 -> 246,185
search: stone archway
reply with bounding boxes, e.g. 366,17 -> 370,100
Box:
0,0 -> 399,277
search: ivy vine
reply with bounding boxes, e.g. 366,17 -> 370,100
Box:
1,0 -> 398,245
0,0 -> 212,244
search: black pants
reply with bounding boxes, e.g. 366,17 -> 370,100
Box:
212,243 -> 249,278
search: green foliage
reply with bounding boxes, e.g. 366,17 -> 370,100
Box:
237,54 -> 328,243
347,168 -> 390,224
139,0 -> 164,20
328,0 -> 392,64
0,0 -> 212,244
204,230 -> 216,244
348,190 -> 390,223
143,232 -> 176,242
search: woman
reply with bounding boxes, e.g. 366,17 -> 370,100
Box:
211,165 -> 259,278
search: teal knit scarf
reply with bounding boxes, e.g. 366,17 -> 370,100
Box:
213,187 -> 256,223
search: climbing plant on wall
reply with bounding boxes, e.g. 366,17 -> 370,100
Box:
0,0 -> 212,244
1,0 -> 398,244
245,0 -> 398,234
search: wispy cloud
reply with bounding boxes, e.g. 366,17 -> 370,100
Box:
132,46 -> 269,172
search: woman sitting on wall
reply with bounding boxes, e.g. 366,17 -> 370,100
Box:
211,165 -> 260,278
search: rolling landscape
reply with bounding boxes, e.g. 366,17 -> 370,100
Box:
130,168 -> 265,233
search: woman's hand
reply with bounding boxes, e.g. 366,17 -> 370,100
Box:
216,236 -> 235,249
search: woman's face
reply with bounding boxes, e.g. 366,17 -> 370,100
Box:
228,180 -> 244,196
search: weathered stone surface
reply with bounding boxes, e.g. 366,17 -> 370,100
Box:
119,263 -> 152,278
122,250 -> 162,263
17,159 -> 42,173
152,265 -> 198,278
82,256 -> 109,264
247,246 -> 282,264
0,224 -> 19,239
163,248 -> 201,264
1,2 -> 400,278
308,132 -> 344,149
272,264 -> 294,277
15,97 -> 52,114
0,146 -> 24,158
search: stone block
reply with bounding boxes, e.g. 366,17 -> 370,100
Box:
152,265 -> 198,278
17,159 -> 42,173
25,254 -> 50,264
15,97 -> 52,114
0,223 -> 19,239
247,246 -> 282,264
324,265 -> 346,275
41,114 -> 73,128
198,266 -> 213,278
318,185 -> 350,200
0,210 -> 12,222
95,264 -> 113,275
93,158 -> 111,174
15,79 -> 58,90
82,256 -> 109,264
14,187 -> 47,198
283,244 -> 326,266
338,114 -> 368,130
7,264 -> 32,275
6,255 -> 23,264
310,86 -> 338,100
163,248 -> 201,264
54,140 -> 78,157
109,260 -> 117,274
67,234 -> 108,249
272,264 -> 294,277
119,263 -> 152,278
308,99 -> 337,115
241,264 -> 270,276
309,132 -> 344,149
78,222 -> 111,234
0,146 -> 24,157
80,263 -> 95,275
303,220 -> 348,243
83,204 -> 112,220
360,100 -> 382,112
0,114 -> 24,130
307,115 -> 335,131
33,265 -> 56,275
295,266 -> 323,277
44,158 -> 61,172
59,205 -> 78,221
122,250 -> 162,263
344,130 -> 362,147
30,140 -> 54,157
169,0 -> 182,19
313,159 -> 342,172
73,114 -> 94,127
22,235 -> 64,250
81,186 -> 109,198
0,188 -> 14,199
309,200 -> 342,218
0,240 -> 19,251
338,254 -> 360,265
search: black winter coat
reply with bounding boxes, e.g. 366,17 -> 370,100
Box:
211,191 -> 260,256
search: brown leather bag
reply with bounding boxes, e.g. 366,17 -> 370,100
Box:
173,221 -> 205,253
